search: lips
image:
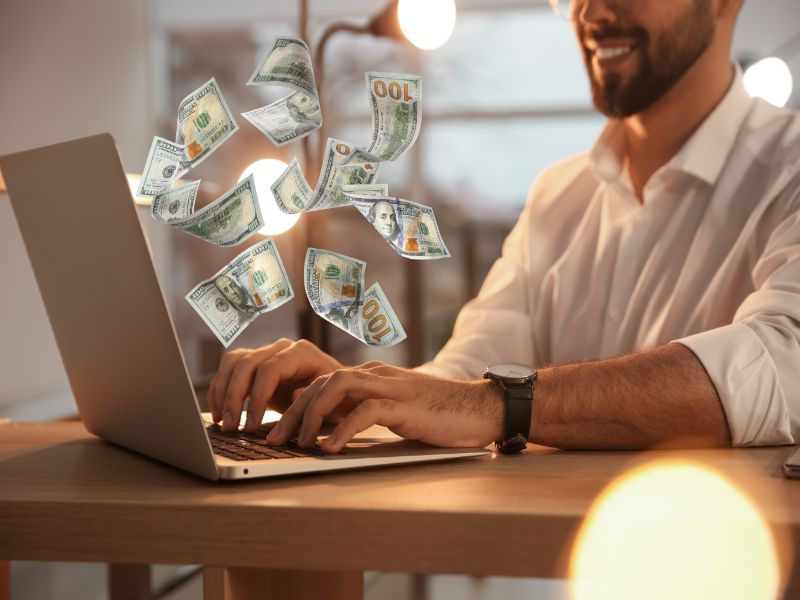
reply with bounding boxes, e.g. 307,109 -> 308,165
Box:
585,38 -> 639,70
595,46 -> 633,60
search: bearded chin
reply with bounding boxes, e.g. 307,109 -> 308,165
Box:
587,0 -> 716,119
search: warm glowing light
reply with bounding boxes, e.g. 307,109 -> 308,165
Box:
126,174 -> 148,205
398,0 -> 456,50
239,159 -> 300,236
570,462 -> 779,600
744,57 -> 794,108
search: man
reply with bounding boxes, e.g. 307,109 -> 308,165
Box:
208,0 -> 800,454
367,199 -> 401,244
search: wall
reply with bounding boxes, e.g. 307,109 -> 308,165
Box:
0,0 -> 153,418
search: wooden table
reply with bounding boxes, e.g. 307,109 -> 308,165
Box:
1,421 -> 798,599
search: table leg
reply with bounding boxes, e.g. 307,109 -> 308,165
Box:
203,567 -> 363,600
108,563 -> 152,600
0,560 -> 9,600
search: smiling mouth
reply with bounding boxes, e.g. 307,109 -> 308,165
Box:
595,46 -> 633,60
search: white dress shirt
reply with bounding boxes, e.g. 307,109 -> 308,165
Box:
419,68 -> 800,447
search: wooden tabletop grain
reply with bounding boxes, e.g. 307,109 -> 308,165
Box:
0,420 -> 798,586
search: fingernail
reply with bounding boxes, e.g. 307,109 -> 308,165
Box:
244,414 -> 255,430
223,412 -> 233,429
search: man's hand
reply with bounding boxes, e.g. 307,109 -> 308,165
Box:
208,338 -> 343,432
265,362 -> 504,453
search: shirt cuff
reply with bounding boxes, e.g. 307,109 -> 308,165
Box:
672,323 -> 794,447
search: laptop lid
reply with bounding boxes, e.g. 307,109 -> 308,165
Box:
1,133 -> 218,480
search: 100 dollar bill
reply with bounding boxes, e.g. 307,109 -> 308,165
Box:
359,283 -> 406,347
138,136 -> 183,196
304,248 -> 405,347
244,38 -> 322,146
344,192 -> 450,260
168,174 -> 264,247
176,77 -> 239,172
186,238 -> 294,347
151,180 -> 200,222
271,139 -> 380,214
363,72 -> 422,162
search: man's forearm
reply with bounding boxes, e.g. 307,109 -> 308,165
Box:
531,343 -> 732,450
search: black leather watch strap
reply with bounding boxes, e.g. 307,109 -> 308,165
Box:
484,364 -> 536,454
503,383 -> 533,442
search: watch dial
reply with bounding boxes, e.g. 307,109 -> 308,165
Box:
488,363 -> 536,379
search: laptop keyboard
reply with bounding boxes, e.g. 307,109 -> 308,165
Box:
206,424 -> 328,461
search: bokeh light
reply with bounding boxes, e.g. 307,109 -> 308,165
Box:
398,0 -> 456,50
239,158 -> 300,236
744,57 -> 793,108
570,461 -> 780,600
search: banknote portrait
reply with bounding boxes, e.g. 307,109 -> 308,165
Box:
287,92 -> 321,135
214,274 -> 257,314
367,200 -> 399,244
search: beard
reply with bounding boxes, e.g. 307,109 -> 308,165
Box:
581,0 -> 716,118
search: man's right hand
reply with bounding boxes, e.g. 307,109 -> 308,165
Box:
207,338 -> 343,432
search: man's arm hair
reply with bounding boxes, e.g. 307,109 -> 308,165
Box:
532,343 -> 731,450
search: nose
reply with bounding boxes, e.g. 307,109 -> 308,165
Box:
574,0 -> 619,26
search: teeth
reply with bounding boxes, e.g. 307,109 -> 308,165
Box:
595,46 -> 632,59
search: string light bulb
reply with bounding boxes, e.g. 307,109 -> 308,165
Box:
397,0 -> 456,50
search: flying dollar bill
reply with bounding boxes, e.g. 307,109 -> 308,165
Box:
304,248 -> 406,347
270,158 -> 314,213
151,180 -> 200,222
166,174 -> 264,247
344,193 -> 450,260
186,238 -> 294,347
138,136 -> 184,196
271,138 -> 381,214
363,72 -> 422,162
176,77 -> 239,173
243,38 -> 322,146
359,283 -> 406,347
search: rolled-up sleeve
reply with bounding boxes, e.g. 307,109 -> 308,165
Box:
416,196 -> 535,380
675,204 -> 800,446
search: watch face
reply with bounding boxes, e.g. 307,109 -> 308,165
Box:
487,363 -> 536,381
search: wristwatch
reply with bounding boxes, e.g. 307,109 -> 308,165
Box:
484,363 -> 537,454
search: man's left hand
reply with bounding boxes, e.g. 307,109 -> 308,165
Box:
265,362 -> 504,453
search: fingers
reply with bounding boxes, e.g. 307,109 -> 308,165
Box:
298,368 -> 409,446
209,339 -> 292,430
322,398 -> 404,453
266,376 -> 326,445
242,347 -> 321,431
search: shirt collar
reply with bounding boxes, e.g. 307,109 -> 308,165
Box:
589,63 -> 754,187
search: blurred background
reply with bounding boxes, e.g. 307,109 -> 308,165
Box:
1,0 -> 799,598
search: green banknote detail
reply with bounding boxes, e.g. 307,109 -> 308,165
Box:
247,37 -> 317,96
364,72 -> 422,162
243,37 -> 322,146
185,238 -> 294,347
303,248 -> 406,347
270,158 -> 314,214
138,136 -> 184,197
151,180 -> 200,222
344,192 -> 450,260
169,174 -> 264,247
175,77 -> 239,172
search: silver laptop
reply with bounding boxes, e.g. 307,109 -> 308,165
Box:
0,133 -> 489,481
